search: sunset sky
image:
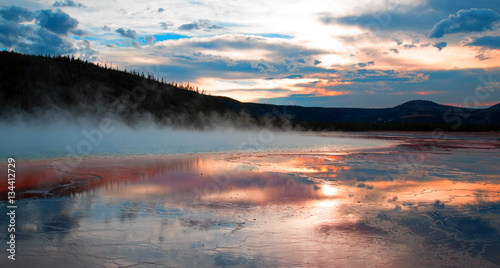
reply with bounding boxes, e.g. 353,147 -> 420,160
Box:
1,0 -> 499,107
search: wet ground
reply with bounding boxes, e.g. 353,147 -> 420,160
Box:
1,132 -> 500,267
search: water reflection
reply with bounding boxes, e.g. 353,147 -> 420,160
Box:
0,134 -> 499,267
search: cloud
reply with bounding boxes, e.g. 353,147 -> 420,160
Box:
179,23 -> 199,31
251,59 -> 277,72
324,9 -> 440,33
136,35 -> 326,84
115,28 -> 137,39
0,5 -> 34,22
144,35 -> 155,44
27,28 -> 75,55
0,5 -> 96,57
184,35 -> 326,59
411,36 -> 420,44
433,41 -> 447,51
389,48 -> 399,54
138,35 -> 328,81
36,9 -> 78,35
475,53 -> 491,61
323,1 -> 500,36
251,33 -> 293,39
403,44 -> 417,49
79,39 -> 98,60
72,29 -> 87,36
284,57 -> 306,72
53,0 -> 85,8
178,19 -> 224,31
342,69 -> 428,83
429,8 -> 500,38
466,35 -> 500,49
265,74 -> 304,80
356,61 -> 374,67
159,21 -> 173,29
284,74 -> 303,79
0,20 -> 35,50
257,68 -> 500,108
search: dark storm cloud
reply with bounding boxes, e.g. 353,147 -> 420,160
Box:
115,27 -> 138,39
466,35 -> 500,49
0,5 -> 92,56
36,9 -> 78,35
0,5 -> 34,22
29,28 -> 74,54
433,41 -> 447,51
0,20 -> 35,49
429,9 -> 500,38
0,6 -> 35,49
53,0 -> 86,8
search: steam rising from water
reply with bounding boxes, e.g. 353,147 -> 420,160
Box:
0,120 -> 392,160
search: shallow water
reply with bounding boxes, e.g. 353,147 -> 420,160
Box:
1,132 -> 500,267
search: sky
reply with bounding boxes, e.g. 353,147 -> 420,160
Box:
1,0 -> 500,108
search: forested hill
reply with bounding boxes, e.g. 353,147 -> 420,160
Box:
0,51 -> 499,131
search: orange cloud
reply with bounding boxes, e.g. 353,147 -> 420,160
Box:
316,87 -> 350,96
414,91 -> 440,95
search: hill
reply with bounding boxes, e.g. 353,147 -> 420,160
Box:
0,51 -> 499,131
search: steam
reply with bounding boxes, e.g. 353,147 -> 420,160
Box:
0,118 -> 392,160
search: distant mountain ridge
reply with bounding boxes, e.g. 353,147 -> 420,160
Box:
0,51 -> 499,131
487,103 -> 500,110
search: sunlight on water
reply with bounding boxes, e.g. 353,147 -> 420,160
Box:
0,133 -> 499,267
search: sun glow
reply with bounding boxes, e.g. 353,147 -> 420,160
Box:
322,184 -> 338,196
